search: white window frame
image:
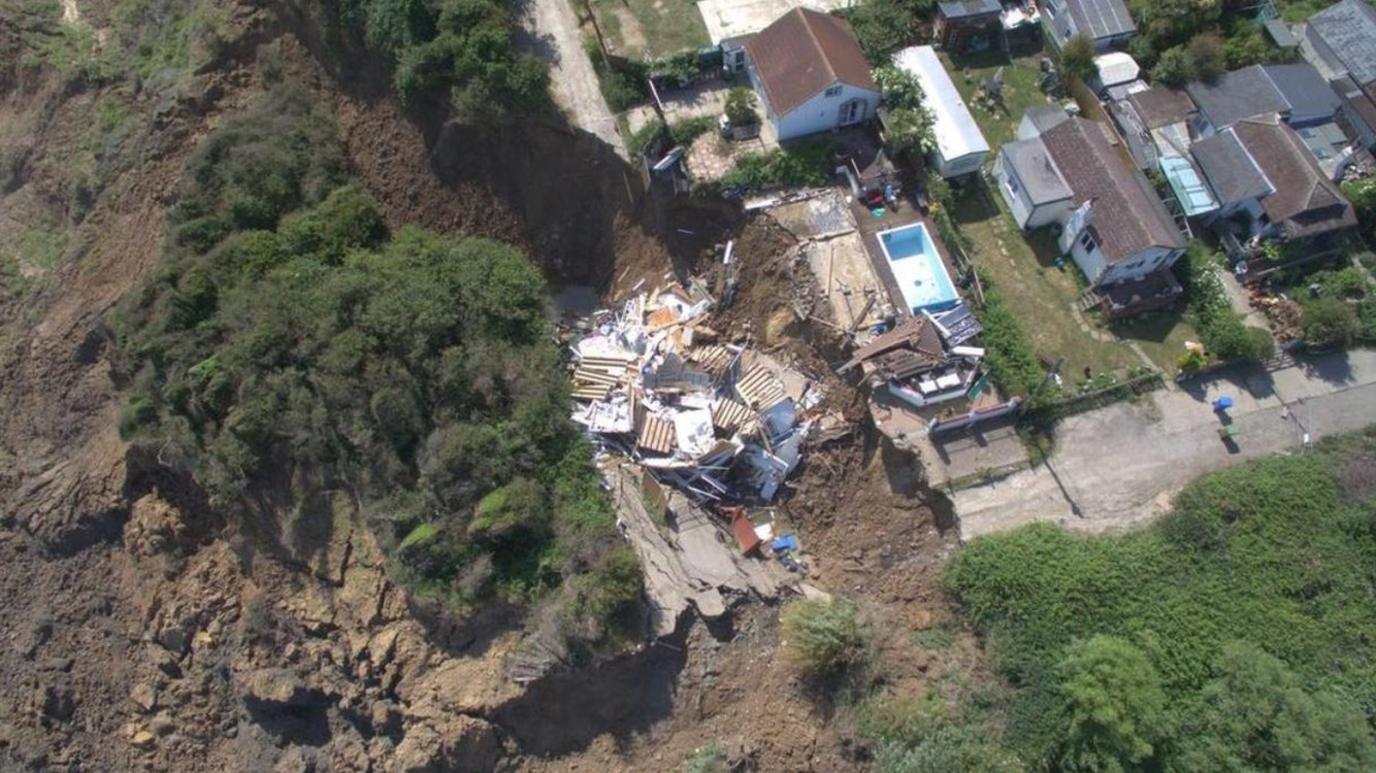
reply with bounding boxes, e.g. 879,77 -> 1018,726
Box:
1079,231 -> 1097,252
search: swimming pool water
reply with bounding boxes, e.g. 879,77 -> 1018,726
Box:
877,223 -> 959,313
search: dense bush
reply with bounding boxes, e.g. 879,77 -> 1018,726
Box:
1176,642 -> 1376,771
874,64 -> 935,155
780,597 -> 868,676
1342,178 -> 1376,244
841,0 -> 936,63
1177,243 -> 1273,363
724,87 -> 758,126
340,0 -> 549,111
945,434 -> 1376,767
719,140 -> 834,190
1302,297 -> 1360,349
862,689 -> 1022,773
112,88 -> 637,643
1058,34 -> 1097,83
972,281 -> 1047,404
1055,635 -> 1167,771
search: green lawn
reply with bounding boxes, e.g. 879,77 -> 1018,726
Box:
941,51 -> 1054,148
939,50 -> 1199,378
952,183 -> 1144,382
592,0 -> 709,59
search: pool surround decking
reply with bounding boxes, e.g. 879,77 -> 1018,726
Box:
851,195 -> 965,321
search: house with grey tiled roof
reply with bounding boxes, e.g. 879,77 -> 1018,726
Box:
1300,0 -> 1376,86
1298,0 -> 1376,149
1040,0 -> 1136,52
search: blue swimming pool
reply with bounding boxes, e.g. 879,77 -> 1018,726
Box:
877,223 -> 959,313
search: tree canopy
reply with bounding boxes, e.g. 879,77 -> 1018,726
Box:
1176,642 -> 1376,771
1055,636 -> 1168,772
339,0 -> 549,113
113,87 -> 639,649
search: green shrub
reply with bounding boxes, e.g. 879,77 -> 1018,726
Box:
627,120 -> 667,157
1055,635 -> 1167,772
112,88 -> 632,638
720,141 -> 834,190
842,0 -> 937,62
945,437 -> 1376,767
1358,297 -> 1376,343
1314,266 -> 1368,300
669,115 -> 715,146
780,597 -> 868,676
685,745 -> 727,773
1302,298 -> 1360,349
566,545 -> 643,644
1059,34 -> 1097,83
973,284 -> 1046,403
873,732 -> 1022,773
345,0 -> 549,111
724,87 -> 758,126
1177,642 -> 1376,770
119,394 -> 159,438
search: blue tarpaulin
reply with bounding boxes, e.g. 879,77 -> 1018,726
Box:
772,534 -> 799,553
1213,395 -> 1234,411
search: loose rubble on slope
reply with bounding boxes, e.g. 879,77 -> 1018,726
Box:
568,279 -> 825,507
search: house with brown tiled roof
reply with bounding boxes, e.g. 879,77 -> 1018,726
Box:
743,8 -> 880,142
1192,115 -> 1357,242
995,114 -> 1188,317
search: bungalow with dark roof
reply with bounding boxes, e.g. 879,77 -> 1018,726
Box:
742,8 -> 880,142
996,114 -> 1187,316
1186,63 -> 1341,134
1191,115 -> 1357,242
1040,0 -> 1136,52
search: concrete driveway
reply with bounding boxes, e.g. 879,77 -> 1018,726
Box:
954,347 -> 1376,541
518,0 -> 628,159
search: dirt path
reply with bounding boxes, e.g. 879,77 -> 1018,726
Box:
519,0 -> 628,160
955,347 -> 1376,539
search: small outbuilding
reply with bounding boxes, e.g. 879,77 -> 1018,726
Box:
891,46 -> 991,178
934,0 -> 1003,53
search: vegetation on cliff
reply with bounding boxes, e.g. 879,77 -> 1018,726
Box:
111,87 -> 639,648
940,429 -> 1376,770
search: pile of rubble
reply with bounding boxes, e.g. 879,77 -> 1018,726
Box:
567,281 -> 825,505
843,304 -> 1019,436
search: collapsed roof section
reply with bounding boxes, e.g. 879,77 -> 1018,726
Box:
569,283 -> 826,505
841,307 -> 986,410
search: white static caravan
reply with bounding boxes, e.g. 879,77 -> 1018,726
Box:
892,46 -> 991,178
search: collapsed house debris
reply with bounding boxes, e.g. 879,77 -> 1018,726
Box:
842,306 -> 1019,437
569,281 -> 826,506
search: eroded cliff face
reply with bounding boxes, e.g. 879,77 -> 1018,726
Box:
0,2 -> 681,769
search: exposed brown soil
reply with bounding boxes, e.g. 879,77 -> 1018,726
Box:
0,2 -> 989,770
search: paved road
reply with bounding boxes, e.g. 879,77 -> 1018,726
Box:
518,0 -> 628,159
955,348 -> 1376,541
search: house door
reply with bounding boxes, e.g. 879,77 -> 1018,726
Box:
838,98 -> 865,127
